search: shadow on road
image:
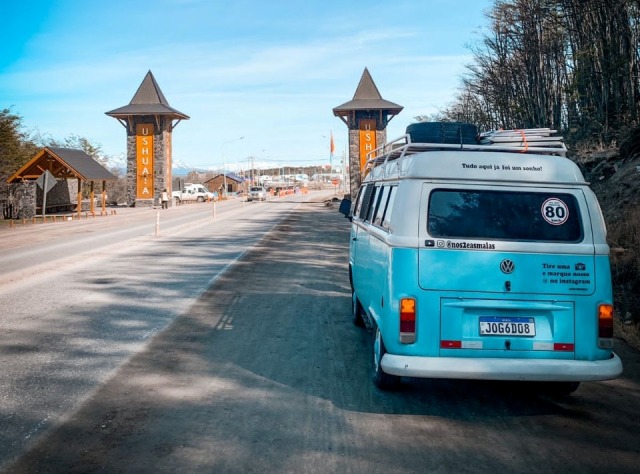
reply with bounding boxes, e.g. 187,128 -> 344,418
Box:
7,203 -> 640,473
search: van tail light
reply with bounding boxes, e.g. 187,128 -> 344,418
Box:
400,298 -> 416,344
598,304 -> 614,348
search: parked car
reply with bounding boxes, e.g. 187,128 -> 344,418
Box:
172,183 -> 216,203
247,186 -> 267,201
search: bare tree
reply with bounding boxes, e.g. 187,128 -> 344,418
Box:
435,0 -> 639,142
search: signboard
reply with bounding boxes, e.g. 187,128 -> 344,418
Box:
36,170 -> 57,193
136,124 -> 154,199
359,119 -> 377,171
36,170 -> 57,217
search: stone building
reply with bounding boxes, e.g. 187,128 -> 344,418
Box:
333,68 -> 403,198
205,173 -> 245,195
106,71 -> 189,207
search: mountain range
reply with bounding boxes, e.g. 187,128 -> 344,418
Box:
106,156 -> 219,177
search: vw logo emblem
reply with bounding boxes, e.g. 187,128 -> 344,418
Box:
500,259 -> 515,274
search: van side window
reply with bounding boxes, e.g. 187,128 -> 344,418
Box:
357,184 -> 374,220
381,186 -> 396,230
428,189 -> 583,242
364,186 -> 380,222
353,186 -> 366,219
373,186 -> 391,227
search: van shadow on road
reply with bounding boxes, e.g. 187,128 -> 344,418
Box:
8,204 -> 640,473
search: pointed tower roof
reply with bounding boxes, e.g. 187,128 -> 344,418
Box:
333,68 -> 403,114
105,70 -> 189,119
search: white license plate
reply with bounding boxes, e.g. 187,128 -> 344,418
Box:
479,317 -> 536,336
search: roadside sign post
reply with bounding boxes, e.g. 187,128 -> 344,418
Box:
36,170 -> 57,219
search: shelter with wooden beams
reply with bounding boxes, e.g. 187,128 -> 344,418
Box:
105,70 -> 189,208
6,147 -> 117,218
333,68 -> 403,198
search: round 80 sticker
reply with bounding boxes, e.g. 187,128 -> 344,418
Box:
541,198 -> 569,225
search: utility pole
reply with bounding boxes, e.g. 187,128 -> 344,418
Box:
222,136 -> 244,197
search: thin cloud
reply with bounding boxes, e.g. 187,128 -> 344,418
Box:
0,1 -> 491,167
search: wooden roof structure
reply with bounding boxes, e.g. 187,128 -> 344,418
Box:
105,70 -> 189,128
6,147 -> 117,183
333,68 -> 403,125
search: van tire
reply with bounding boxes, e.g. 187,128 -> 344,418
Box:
373,326 -> 400,390
352,295 -> 366,327
197,196 -> 204,202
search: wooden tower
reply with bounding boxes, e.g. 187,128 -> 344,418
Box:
333,68 -> 403,198
106,71 -> 189,207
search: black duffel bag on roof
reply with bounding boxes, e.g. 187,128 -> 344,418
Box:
406,122 -> 478,145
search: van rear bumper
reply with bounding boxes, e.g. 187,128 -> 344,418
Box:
381,352 -> 623,382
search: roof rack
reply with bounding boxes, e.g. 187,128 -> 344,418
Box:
362,127 -> 567,178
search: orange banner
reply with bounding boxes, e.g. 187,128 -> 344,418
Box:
136,124 -> 154,199
359,119 -> 377,170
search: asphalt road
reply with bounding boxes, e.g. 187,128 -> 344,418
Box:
1,194 -> 640,473
0,193 -> 333,471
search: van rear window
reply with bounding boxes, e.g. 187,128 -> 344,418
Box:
428,190 -> 583,242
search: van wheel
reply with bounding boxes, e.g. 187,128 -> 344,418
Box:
197,196 -> 204,202
373,327 -> 400,390
352,294 -> 366,327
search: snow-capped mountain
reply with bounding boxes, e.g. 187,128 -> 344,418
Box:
102,155 -> 247,177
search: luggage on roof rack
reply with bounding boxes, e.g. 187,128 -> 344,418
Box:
406,122 -> 478,145
362,125 -> 567,178
478,128 -> 565,149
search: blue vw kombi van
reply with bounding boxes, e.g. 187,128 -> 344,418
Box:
349,125 -> 623,393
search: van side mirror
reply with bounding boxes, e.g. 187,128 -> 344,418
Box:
338,197 -> 352,219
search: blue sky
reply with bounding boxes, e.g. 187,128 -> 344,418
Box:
1,0 -> 492,171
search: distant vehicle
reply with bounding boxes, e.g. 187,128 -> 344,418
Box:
247,186 -> 267,201
172,183 -> 216,203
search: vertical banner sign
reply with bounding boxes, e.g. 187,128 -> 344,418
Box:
136,124 -> 154,199
359,119 -> 377,171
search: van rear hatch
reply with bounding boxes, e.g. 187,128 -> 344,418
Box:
420,187 -> 594,296
419,251 -> 592,357
439,297 -> 575,355
419,186 -> 595,356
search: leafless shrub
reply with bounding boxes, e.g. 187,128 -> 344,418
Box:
608,206 -> 640,345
